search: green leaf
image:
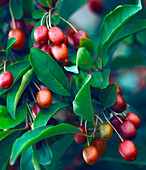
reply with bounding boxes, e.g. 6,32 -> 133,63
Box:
73,75 -> 94,122
59,0 -> 89,19
51,15 -> 60,25
108,19 -> 146,52
6,37 -> 17,59
76,47 -> 95,70
20,146 -> 35,170
111,55 -> 143,70
98,0 -> 142,57
7,69 -> 35,119
30,48 -> 71,96
99,83 -> 117,109
32,146 -> 41,170
0,105 -> 9,117
64,65 -> 79,74
36,141 -> 53,165
100,69 -> 111,89
0,61 -> 30,96
32,10 -> 47,19
90,71 -> 102,88
10,0 -> 23,20
10,123 -> 82,164
47,135 -> 74,170
79,38 -> 94,55
0,105 -> 27,130
97,56 -> 109,69
33,103 -> 69,129
22,0 -> 35,18
39,0 -> 52,7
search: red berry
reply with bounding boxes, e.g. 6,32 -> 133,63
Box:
10,19 -> 25,30
0,0 -> 9,6
119,121 -> 137,140
88,0 -> 104,14
51,43 -> 68,62
34,26 -> 48,45
110,94 -> 126,113
125,112 -> 141,129
91,137 -> 107,157
67,36 -> 75,46
0,71 -> 13,89
33,43 -> 43,49
83,145 -> 99,165
109,115 -> 123,132
110,81 -> 122,95
41,44 -> 52,56
36,89 -> 52,108
32,103 -> 41,118
48,27 -> 65,45
65,26 -> 76,37
64,35 -> 68,45
119,140 -> 137,161
8,29 -> 25,50
74,126 -> 87,144
73,30 -> 89,46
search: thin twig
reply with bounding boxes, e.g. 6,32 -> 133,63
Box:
48,9 -> 52,28
85,120 -> 90,146
33,81 -> 40,90
9,0 -> 16,29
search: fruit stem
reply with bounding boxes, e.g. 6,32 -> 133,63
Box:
47,0 -> 52,9
92,116 -> 99,137
108,109 -> 123,123
60,17 -> 78,33
85,120 -> 90,146
122,112 -> 126,117
95,114 -> 103,123
102,110 -> 124,142
3,60 -> 6,72
26,99 -> 35,121
9,0 -> 16,29
46,15 -> 50,30
33,81 -> 40,91
41,13 -> 48,26
29,87 -> 37,103
80,118 -> 83,126
48,9 -> 52,28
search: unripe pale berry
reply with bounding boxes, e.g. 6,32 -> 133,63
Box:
110,94 -> 126,113
48,27 -> 65,45
0,71 -> 13,89
73,30 -> 89,46
83,145 -> 99,165
34,26 -> 48,45
119,140 -> 137,161
36,89 -> 52,108
119,121 -> 137,140
99,123 -> 113,140
51,43 -> 68,62
125,112 -> 141,129
91,137 -> 107,157
8,29 -> 25,50
74,126 -> 87,144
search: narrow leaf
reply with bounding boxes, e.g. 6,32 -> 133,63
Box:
6,37 -> 17,59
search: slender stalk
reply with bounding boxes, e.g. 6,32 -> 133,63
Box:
46,15 -> 50,30
33,81 -> 40,91
48,9 -> 52,28
102,110 -> 124,142
80,118 -> 83,126
9,0 -> 16,29
41,13 -> 48,26
60,17 -> 77,33
108,109 -> 123,123
3,60 -> 6,72
26,99 -> 35,121
85,120 -> 90,146
29,87 -> 37,103
122,112 -> 126,117
95,114 -> 103,123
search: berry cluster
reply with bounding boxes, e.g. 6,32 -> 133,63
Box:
73,81 -> 141,165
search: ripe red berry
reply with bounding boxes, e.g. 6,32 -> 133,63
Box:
0,71 -> 13,89
74,126 -> 87,144
83,145 -> 99,165
32,103 -> 41,118
125,112 -> 141,129
91,137 -> 107,157
0,0 -> 9,6
41,44 -> 52,56
109,115 -> 123,132
10,19 -> 25,30
110,81 -> 122,95
33,43 -> 43,49
88,0 -> 104,14
51,43 -> 68,62
67,36 -> 75,46
73,30 -> 89,46
119,121 -> 137,140
119,140 -> 137,161
8,29 -> 25,50
110,94 -> 126,113
99,123 -> 113,140
65,26 -> 76,37
48,27 -> 65,45
36,89 -> 52,108
34,26 -> 48,45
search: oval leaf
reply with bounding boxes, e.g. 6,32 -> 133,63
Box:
32,10 -> 47,19
30,48 -> 71,96
10,0 -> 23,20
